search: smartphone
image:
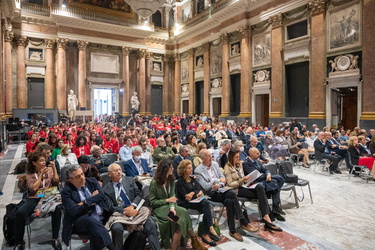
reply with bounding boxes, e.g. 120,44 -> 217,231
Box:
167,211 -> 180,223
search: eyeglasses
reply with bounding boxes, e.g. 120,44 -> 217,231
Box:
110,168 -> 122,173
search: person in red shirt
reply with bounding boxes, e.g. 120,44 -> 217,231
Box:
114,132 -> 125,154
26,133 -> 38,155
65,133 -> 75,148
103,131 -> 117,154
148,130 -> 157,149
72,135 -> 90,158
39,126 -> 48,139
27,126 -> 36,139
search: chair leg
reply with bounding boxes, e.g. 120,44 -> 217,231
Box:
307,183 -> 313,204
292,186 -> 299,208
26,224 -> 31,249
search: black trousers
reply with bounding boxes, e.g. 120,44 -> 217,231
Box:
321,153 -> 342,171
209,189 -> 245,233
179,199 -> 213,234
111,217 -> 160,250
14,198 -> 62,245
237,185 -> 271,217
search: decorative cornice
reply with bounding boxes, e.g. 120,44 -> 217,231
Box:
268,13 -> 283,28
45,39 -> 55,49
137,49 -> 148,58
77,40 -> 89,51
237,25 -> 250,37
122,46 -> 132,55
220,33 -> 230,44
56,38 -> 69,48
16,36 -> 28,47
308,0 -> 326,16
4,30 -> 14,43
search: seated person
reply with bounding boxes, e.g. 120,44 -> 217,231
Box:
89,145 -> 111,173
213,139 -> 231,168
224,150 -> 282,231
35,142 -> 61,176
326,131 -> 350,168
152,137 -> 175,164
176,160 -> 221,246
139,137 -> 154,166
314,132 -> 342,174
348,136 -> 375,179
358,135 -> 371,155
241,136 -> 269,164
14,152 -> 62,250
149,159 -> 207,250
195,149 -> 258,242
103,130 -> 118,154
119,136 -> 133,162
72,135 -> 91,158
242,148 -> 286,221
56,144 -> 78,167
103,163 -> 160,250
61,165 -> 115,250
287,132 -> 311,168
78,155 -> 102,185
172,145 -> 193,178
123,146 -> 152,178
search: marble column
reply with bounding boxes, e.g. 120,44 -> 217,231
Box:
360,0 -> 375,122
122,47 -> 131,117
163,54 -> 171,115
146,52 -> 152,115
77,41 -> 89,110
269,14 -> 283,119
238,25 -> 252,117
56,38 -> 69,112
137,49 -> 147,115
0,24 -> 3,118
16,36 -> 28,109
188,48 -> 195,115
308,0 -> 326,120
45,39 -> 55,109
221,34 -> 230,117
203,43 -> 210,116
4,30 -> 14,116
173,54 -> 181,113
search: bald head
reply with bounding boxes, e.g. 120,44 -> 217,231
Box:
108,163 -> 123,182
249,147 -> 260,161
199,149 -> 212,167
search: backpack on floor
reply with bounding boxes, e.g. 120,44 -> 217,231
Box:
3,200 -> 25,247
123,230 -> 147,250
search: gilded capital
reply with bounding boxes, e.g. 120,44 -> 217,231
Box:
237,25 -> 250,37
56,38 -> 69,48
268,14 -> 283,28
146,51 -> 153,59
220,33 -> 230,44
188,48 -> 195,57
4,30 -> 14,43
45,39 -> 55,49
203,42 -> 210,52
173,53 -> 181,61
309,0 -> 326,16
77,41 -> 89,51
137,49 -> 147,58
16,36 -> 28,47
122,46 -> 131,55
163,54 -> 172,62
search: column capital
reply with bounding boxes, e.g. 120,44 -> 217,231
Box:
203,42 -> 210,52
4,30 -> 14,43
16,36 -> 28,47
146,51 -> 153,59
122,46 -> 132,55
77,40 -> 89,51
308,0 -> 326,16
220,33 -> 230,44
137,49 -> 148,58
45,39 -> 55,49
163,54 -> 172,62
56,38 -> 69,48
268,13 -> 283,29
188,48 -> 195,57
237,25 -> 250,37
173,53 -> 181,61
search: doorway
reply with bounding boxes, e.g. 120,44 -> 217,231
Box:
195,81 -> 204,115
332,87 -> 357,130
255,94 -> 269,127
230,74 -> 241,116
151,85 -> 163,115
212,97 -> 222,117
28,77 -> 44,109
182,100 -> 189,114
93,88 -> 117,118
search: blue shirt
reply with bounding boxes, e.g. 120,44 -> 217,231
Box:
119,145 -> 133,161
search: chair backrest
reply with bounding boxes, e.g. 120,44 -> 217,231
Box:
104,153 -> 118,164
100,173 -> 111,186
60,164 -> 76,187
263,163 -> 278,175
278,161 -> 294,175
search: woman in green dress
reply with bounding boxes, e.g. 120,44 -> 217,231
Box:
150,159 -> 207,250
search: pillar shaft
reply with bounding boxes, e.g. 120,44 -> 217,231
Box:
0,23 -> 3,117
56,38 -> 68,111
4,31 -> 14,115
239,26 -> 251,117
146,53 -> 152,115
77,41 -> 89,110
203,43 -> 210,116
173,54 -> 181,113
270,14 -> 283,118
221,34 -> 230,117
188,49 -> 195,115
122,47 -> 131,116
163,55 -> 171,115
45,39 -> 55,109
17,37 -> 28,109
138,49 -> 147,115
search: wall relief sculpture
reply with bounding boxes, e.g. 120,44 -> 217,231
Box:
181,60 -> 189,81
181,83 -> 189,93
254,70 -> 270,83
329,54 -> 359,72
211,78 -> 222,89
252,32 -> 271,67
210,45 -> 222,75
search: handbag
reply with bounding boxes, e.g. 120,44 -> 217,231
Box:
283,174 -> 298,184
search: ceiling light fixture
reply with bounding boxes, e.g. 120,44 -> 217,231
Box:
125,0 -> 169,19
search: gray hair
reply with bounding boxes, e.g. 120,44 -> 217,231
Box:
250,136 -> 258,142
318,132 -> 324,136
67,164 -> 82,179
156,137 -> 164,144
200,132 -> 206,137
231,140 -> 243,150
90,145 -> 101,153
179,145 -> 188,153
132,146 -> 142,154
221,139 -> 231,147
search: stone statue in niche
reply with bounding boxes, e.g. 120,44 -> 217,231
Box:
349,54 -> 359,69
153,62 -> 161,71
29,50 -> 42,60
197,56 -> 203,67
329,54 -> 360,73
67,90 -> 79,119
231,43 -> 240,56
131,92 -> 140,116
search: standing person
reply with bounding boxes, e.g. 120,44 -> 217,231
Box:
195,149 -> 258,242
176,160 -> 221,246
14,152 -> 62,250
149,159 -> 207,250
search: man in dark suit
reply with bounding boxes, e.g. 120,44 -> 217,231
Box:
103,163 -> 160,250
241,136 -> 269,164
61,165 -> 114,250
122,146 -> 152,178
172,145 -> 193,178
242,148 -> 285,221
326,132 -> 350,169
314,132 -> 342,174
89,145 -> 111,173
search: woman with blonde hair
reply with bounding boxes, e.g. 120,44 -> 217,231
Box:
348,136 -> 375,179
56,144 -> 78,166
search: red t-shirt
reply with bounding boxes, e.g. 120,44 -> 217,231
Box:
72,144 -> 90,158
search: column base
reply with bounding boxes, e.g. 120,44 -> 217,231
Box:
219,112 -> 230,117
360,112 -> 375,120
308,112 -> 326,119
122,112 -> 131,117
269,112 -> 283,118
238,112 -> 252,117
163,112 -> 172,116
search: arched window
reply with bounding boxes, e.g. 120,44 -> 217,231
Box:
152,10 -> 162,28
